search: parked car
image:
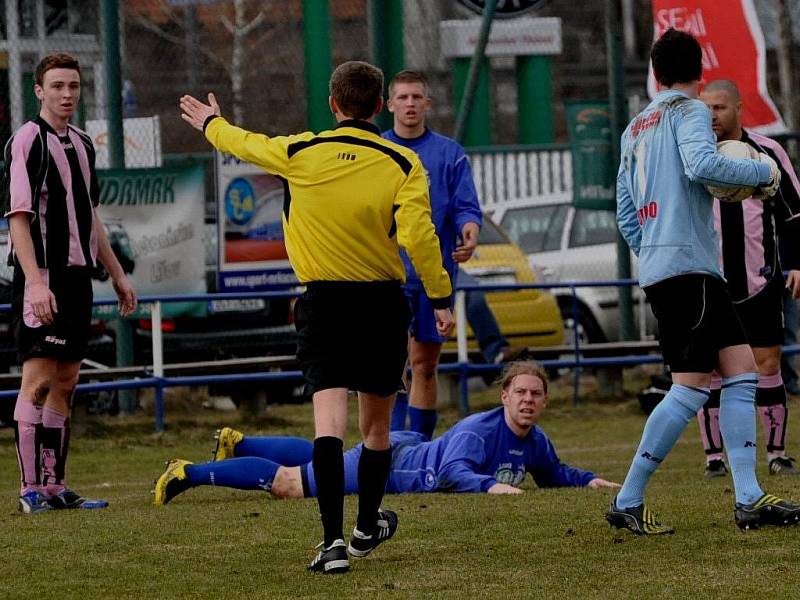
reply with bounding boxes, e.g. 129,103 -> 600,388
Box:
443,215 -> 564,354
489,197 -> 657,343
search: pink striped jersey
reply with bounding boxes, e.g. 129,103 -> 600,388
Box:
712,129 -> 800,302
2,117 -> 99,269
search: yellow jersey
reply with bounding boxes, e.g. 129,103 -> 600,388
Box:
205,117 -> 452,305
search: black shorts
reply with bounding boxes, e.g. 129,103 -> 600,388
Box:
12,266 -> 94,364
733,274 -> 785,348
294,280 -> 411,396
644,273 -> 748,373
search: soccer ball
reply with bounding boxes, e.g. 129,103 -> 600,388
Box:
704,140 -> 759,202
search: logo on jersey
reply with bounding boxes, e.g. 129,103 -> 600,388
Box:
631,111 -> 662,137
45,335 -> 67,345
337,152 -> 356,161
637,201 -> 658,226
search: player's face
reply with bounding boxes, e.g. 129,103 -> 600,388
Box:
501,374 -> 548,435
700,89 -> 741,141
387,82 -> 432,129
35,68 -> 80,125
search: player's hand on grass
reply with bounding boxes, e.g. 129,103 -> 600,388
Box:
452,222 -> 480,263
27,281 -> 57,325
488,483 -> 523,495
587,478 -> 621,490
435,308 -> 454,337
179,93 -> 221,132
112,275 -> 137,317
754,152 -> 781,199
787,270 -> 800,300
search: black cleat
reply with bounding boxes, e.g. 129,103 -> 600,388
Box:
734,494 -> 800,530
605,497 -> 674,535
704,459 -> 728,479
768,456 -> 800,476
48,489 -> 109,510
308,539 -> 350,574
348,509 -> 399,557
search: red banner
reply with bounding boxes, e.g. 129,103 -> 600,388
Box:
648,0 -> 785,133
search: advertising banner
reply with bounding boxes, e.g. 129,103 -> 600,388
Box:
566,101 -> 616,211
215,151 -> 296,292
648,0 -> 785,133
93,165 -> 206,319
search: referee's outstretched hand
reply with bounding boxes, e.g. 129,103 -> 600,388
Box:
179,93 -> 221,132
435,308 -> 454,337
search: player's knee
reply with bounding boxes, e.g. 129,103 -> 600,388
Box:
411,358 -> 439,381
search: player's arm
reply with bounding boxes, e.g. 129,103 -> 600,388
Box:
436,431 -> 499,493
179,92 -> 294,177
451,150 -> 482,264
616,160 -> 641,255
528,432 -> 599,488
94,217 -> 137,317
673,101 -> 773,189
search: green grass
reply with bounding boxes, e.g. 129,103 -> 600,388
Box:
1,377 -> 799,599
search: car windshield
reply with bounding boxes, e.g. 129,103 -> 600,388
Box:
569,209 -> 617,248
500,204 -> 568,253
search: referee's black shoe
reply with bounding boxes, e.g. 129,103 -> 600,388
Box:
734,494 -> 800,531
307,539 -> 350,574
605,497 -> 674,535
347,509 -> 398,557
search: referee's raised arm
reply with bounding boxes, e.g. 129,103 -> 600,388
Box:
180,60 -> 452,574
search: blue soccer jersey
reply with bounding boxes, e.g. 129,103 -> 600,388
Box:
382,128 -> 482,286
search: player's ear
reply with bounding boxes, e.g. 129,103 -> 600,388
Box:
34,84 -> 44,102
328,96 -> 337,115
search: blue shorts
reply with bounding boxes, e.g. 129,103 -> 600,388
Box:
404,284 -> 454,344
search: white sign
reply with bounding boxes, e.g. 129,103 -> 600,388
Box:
85,116 -> 163,169
440,17 -> 562,58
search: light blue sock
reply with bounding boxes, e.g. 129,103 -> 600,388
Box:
391,391 -> 409,431
719,372 -> 764,505
185,457 -> 281,492
617,384 -> 710,509
408,406 -> 437,440
236,436 -> 313,466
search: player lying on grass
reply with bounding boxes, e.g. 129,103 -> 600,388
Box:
154,362 -> 619,504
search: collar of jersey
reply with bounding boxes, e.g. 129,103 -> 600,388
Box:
35,115 -> 70,138
335,119 -> 380,135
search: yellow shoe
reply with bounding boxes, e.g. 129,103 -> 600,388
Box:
212,427 -> 244,461
153,459 -> 193,506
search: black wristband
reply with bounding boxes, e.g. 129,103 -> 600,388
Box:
430,296 -> 452,310
202,115 -> 220,133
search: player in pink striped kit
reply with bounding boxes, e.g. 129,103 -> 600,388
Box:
696,79 -> 800,478
3,53 -> 137,513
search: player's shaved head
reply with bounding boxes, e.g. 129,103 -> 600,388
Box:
703,80 -> 741,103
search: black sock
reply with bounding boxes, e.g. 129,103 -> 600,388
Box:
356,446 -> 392,535
312,436 -> 344,547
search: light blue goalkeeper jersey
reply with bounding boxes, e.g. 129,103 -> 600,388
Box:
616,90 -> 772,288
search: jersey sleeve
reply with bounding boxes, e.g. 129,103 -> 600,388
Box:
395,157 -> 453,306
451,150 -> 483,234
673,100 -> 769,187
205,116 -> 299,177
527,431 -> 595,488
436,431 -> 497,492
3,128 -> 42,219
616,145 -> 641,256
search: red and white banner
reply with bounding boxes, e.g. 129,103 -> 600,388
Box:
648,0 -> 785,134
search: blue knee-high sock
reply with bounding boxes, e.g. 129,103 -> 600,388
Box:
408,406 -> 437,440
185,457 -> 281,491
719,372 -> 764,505
235,436 -> 313,466
391,391 -> 409,431
617,384 -> 710,509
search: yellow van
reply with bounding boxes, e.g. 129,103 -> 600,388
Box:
446,216 -> 565,352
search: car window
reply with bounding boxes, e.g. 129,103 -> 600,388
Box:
478,217 -> 510,245
568,208 -> 617,248
499,204 -> 567,253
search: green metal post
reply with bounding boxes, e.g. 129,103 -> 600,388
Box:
453,0 -> 496,147
605,0 -> 634,341
103,0 -> 136,413
368,0 -> 404,132
517,56 -> 554,144
303,0 -> 333,133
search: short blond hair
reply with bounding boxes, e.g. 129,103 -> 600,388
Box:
499,361 -> 548,395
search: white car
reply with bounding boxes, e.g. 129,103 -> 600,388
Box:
488,197 -> 657,343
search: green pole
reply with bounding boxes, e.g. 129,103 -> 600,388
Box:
517,56 -> 554,144
605,0 -> 634,341
454,0 -> 497,146
303,0 -> 333,133
102,0 -> 135,413
368,0 -> 404,132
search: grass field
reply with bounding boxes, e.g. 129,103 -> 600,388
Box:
2,372 -> 800,599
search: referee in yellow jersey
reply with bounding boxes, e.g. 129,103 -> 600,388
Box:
180,61 -> 453,574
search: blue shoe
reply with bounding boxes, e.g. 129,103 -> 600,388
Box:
19,490 -> 52,514
48,489 -> 109,510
